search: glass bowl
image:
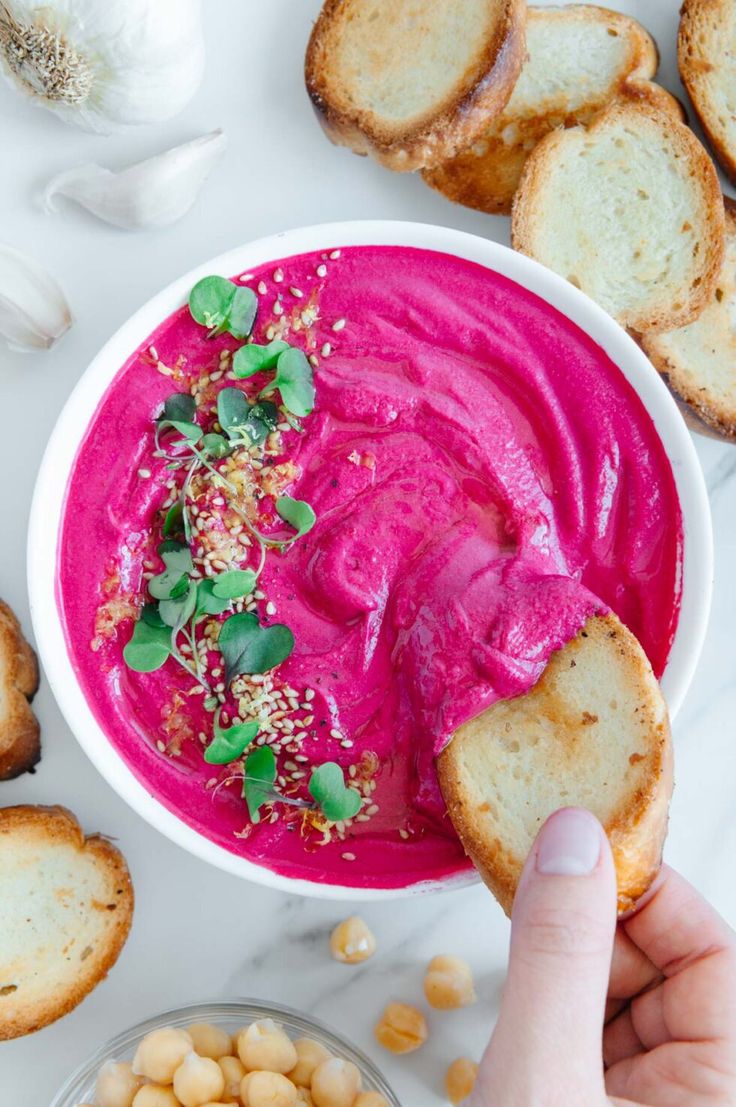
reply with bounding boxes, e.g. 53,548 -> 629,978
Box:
51,998 -> 400,1106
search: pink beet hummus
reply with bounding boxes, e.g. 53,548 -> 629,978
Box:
58,245 -> 682,890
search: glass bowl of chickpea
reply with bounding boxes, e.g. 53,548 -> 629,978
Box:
51,999 -> 400,1107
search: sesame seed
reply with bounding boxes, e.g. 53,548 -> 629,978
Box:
273,300 -> 283,316
330,250 -> 341,260
289,286 -> 304,299
254,589 -> 266,600
366,804 -> 379,816
330,728 -> 342,740
332,318 -> 346,332
211,370 -> 223,382
356,814 -> 370,822
266,326 -> 276,341
309,354 -> 319,368
342,852 -> 356,861
316,264 -> 327,277
240,273 -> 254,283
321,343 -> 332,358
399,828 -> 410,840
258,281 -> 268,295
138,468 -> 151,479
266,601 -> 276,616
305,688 -> 315,701
149,345 -> 159,360
156,740 -> 166,753
273,268 -> 284,283
341,739 -> 354,749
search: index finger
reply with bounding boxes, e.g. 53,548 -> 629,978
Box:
622,864 -> 735,976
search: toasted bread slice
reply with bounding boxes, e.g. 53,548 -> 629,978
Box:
0,805 -> 134,1039
679,0 -> 736,185
0,600 -> 40,780
438,613 -> 672,917
642,197 -> 736,439
511,84 -> 724,333
305,0 -> 526,171
423,5 -> 659,215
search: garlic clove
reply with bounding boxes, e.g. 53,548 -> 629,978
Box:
42,129 -> 228,230
0,244 -> 72,353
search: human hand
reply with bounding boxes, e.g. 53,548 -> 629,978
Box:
470,807 -> 736,1106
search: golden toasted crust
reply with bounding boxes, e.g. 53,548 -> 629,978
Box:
0,601 -> 40,780
423,5 -> 660,214
305,0 -> 527,171
679,0 -> 736,185
0,805 -> 134,1039
511,83 -> 724,333
641,197 -> 736,440
438,614 -> 672,916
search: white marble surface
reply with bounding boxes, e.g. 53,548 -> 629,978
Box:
1,2 -> 735,1103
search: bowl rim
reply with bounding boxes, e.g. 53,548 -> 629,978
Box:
49,997 -> 400,1107
28,218 -> 714,901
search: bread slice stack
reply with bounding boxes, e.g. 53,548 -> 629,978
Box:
0,805 -> 134,1039
305,0 -> 527,170
511,84 -> 725,334
680,0 -> 736,186
0,600 -> 40,780
424,5 -> 660,214
438,613 -> 672,916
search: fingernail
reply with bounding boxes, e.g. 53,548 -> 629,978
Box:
536,808 -> 602,876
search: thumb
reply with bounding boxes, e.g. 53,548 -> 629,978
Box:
477,808 -> 617,1103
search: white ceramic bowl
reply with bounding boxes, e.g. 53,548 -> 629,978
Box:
29,220 -> 713,900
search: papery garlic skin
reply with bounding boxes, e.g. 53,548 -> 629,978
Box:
0,0 -> 204,132
0,244 -> 72,352
43,130 -> 228,230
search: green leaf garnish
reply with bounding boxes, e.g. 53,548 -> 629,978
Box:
123,618 -> 171,673
242,745 -> 277,823
212,569 -> 257,599
204,714 -> 259,765
160,393 -> 196,424
159,580 -> 196,628
217,387 -> 250,442
163,501 -> 184,538
240,401 -> 279,445
158,542 -> 194,573
189,276 -> 257,340
196,578 -> 232,616
218,612 -> 294,682
149,569 -> 188,601
166,420 -> 202,445
201,432 -> 232,459
262,347 -> 315,417
141,602 -> 166,629
276,495 -> 316,539
233,341 -> 289,378
308,762 -> 362,822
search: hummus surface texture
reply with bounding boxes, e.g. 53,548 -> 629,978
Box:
59,246 -> 682,889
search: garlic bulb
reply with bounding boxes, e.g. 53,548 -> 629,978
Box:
0,244 -> 72,352
0,0 -> 204,132
42,130 -> 227,230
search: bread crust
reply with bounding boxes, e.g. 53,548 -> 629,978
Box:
0,601 -> 40,780
438,613 -> 673,917
511,83 -> 725,333
305,0 -> 527,171
423,5 -> 660,214
642,197 -> 736,439
679,0 -> 736,185
0,805 -> 134,1039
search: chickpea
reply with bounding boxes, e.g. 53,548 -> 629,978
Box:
133,1027 -> 194,1083
218,1055 -> 246,1102
329,917 -> 376,965
354,1096 -> 389,1107
132,1089 -> 180,1107
423,956 -> 476,1010
187,1023 -> 233,1061
240,1072 -> 297,1107
96,1060 -> 143,1107
236,1019 -> 298,1075
374,1003 -> 427,1054
287,1039 -> 332,1087
310,1058 -> 362,1107
173,1052 -> 226,1107
445,1058 -> 478,1104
